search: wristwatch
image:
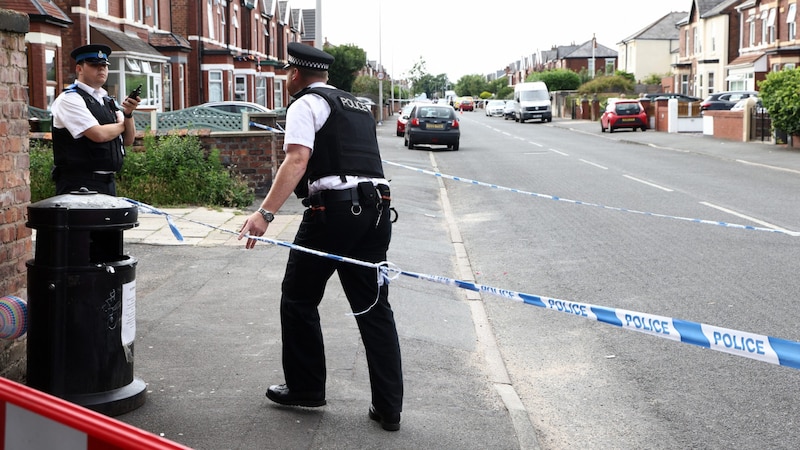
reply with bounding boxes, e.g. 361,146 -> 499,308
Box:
257,208 -> 274,222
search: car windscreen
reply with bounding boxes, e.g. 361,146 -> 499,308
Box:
614,103 -> 641,115
417,107 -> 453,119
519,90 -> 549,101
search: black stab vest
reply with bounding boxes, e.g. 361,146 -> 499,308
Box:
53,85 -> 124,173
291,87 -> 384,198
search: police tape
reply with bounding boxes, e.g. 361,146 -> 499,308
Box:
124,198 -> 800,371
381,160 -> 800,237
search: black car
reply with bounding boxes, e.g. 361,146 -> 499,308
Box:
643,93 -> 701,102
700,91 -> 759,111
404,104 -> 460,150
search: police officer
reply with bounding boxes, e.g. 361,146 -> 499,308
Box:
51,44 -> 140,195
238,42 -> 403,431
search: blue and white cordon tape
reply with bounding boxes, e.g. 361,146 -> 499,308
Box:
124,198 -> 800,371
382,160 -> 800,237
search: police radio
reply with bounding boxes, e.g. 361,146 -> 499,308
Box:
128,84 -> 142,99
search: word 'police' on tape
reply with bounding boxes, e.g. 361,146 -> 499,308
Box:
396,268 -> 800,370
125,199 -> 800,371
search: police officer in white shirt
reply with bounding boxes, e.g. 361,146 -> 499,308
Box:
50,44 -> 140,195
238,42 -> 403,431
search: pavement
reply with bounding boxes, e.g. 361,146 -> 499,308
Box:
106,119 -> 799,450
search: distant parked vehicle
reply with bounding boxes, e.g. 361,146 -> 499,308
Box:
459,96 -> 475,111
643,93 -> 701,103
199,101 -> 271,113
503,101 -> 516,120
600,99 -> 648,133
700,91 -> 759,111
485,100 -> 506,117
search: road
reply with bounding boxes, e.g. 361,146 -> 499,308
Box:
379,111 -> 800,449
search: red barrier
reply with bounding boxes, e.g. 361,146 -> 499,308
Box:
0,377 -> 191,450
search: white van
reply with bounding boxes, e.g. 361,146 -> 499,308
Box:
513,82 -> 552,123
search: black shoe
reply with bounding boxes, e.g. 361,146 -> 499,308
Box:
266,384 -> 326,407
369,405 -> 401,431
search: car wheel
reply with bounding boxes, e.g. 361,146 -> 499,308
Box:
600,122 -> 606,132
452,140 -> 459,151
407,138 -> 414,150
396,130 -> 403,137
608,126 -> 614,133
641,126 -> 647,132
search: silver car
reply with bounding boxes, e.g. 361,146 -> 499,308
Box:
485,100 -> 506,117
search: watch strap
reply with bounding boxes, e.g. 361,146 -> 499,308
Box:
257,208 -> 274,222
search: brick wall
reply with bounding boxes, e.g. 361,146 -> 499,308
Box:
0,8 -> 32,383
706,110 -> 747,142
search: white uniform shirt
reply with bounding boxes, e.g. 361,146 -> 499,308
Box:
51,81 -> 124,139
284,82 -> 388,195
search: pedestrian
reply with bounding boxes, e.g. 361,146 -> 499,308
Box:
51,44 -> 140,196
237,42 -> 403,431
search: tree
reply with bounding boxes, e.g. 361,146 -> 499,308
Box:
325,44 -> 367,93
759,68 -> 800,139
455,74 -> 489,97
527,69 -> 581,91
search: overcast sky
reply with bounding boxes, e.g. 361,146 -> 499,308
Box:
293,0 -> 692,82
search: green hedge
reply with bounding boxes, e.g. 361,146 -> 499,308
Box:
30,134 -> 254,207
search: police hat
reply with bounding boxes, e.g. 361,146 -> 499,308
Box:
71,44 -> 112,65
284,42 -> 334,71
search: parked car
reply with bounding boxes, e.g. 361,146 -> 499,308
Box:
199,101 -> 272,113
600,99 -> 648,133
459,96 -> 475,111
396,103 -> 416,137
700,91 -> 759,111
404,104 -> 460,150
643,93 -> 701,102
503,101 -> 516,120
730,97 -> 766,113
485,100 -> 506,117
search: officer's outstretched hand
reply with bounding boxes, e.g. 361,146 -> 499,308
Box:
238,212 -> 268,249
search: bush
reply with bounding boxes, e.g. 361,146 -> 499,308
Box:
29,135 -> 254,207
758,68 -> 800,138
578,75 -> 635,95
528,69 -> 581,91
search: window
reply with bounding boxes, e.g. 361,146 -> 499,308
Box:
274,79 -> 284,108
680,74 -> 689,95
708,72 -> 714,95
767,8 -> 776,43
761,9 -> 769,44
786,63 -> 797,70
684,29 -> 689,56
163,64 -> 172,111
788,4 -> 797,41
207,0 -> 215,40
256,76 -> 267,107
45,49 -> 57,106
209,70 -> 223,102
235,75 -> 246,101
98,0 -> 108,15
179,64 -> 185,110
604,59 -> 615,75
748,14 -> 756,46
693,27 -> 701,53
772,63 -> 781,72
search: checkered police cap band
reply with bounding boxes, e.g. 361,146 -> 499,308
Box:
288,55 -> 330,70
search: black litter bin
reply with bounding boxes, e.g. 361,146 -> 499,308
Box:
26,188 -> 146,416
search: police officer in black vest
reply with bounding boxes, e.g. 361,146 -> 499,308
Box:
51,44 -> 140,195
238,43 -> 403,431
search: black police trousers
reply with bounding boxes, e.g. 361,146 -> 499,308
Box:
279,191 -> 403,415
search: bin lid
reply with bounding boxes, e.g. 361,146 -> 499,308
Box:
27,188 -> 138,230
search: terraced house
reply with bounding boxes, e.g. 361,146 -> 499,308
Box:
10,0 -> 316,112
675,0 -> 799,98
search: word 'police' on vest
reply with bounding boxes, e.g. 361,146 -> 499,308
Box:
339,96 -> 371,113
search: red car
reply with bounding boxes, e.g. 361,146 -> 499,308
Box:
600,99 -> 648,133
396,103 -> 416,137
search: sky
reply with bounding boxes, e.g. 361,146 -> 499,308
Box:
293,0 -> 693,82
